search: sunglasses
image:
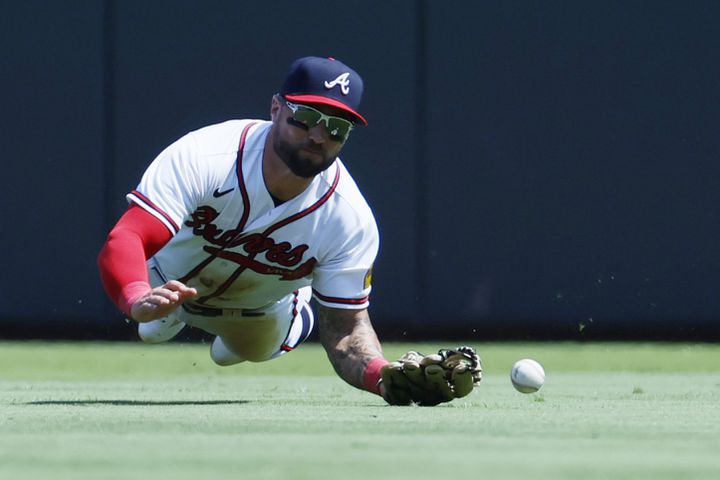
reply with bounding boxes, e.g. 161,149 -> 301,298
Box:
285,100 -> 354,141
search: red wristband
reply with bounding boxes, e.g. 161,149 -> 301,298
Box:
118,281 -> 151,317
362,357 -> 389,395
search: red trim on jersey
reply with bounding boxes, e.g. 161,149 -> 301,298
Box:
129,190 -> 180,233
98,204 -> 173,316
200,164 -> 341,303
312,288 -> 369,305
234,122 -> 257,232
178,121 -> 258,285
267,164 -> 341,232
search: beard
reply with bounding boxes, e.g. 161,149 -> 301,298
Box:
272,131 -> 337,178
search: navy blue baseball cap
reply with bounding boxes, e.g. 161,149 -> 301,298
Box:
280,56 -> 367,125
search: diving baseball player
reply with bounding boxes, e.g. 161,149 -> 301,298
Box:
98,56 -> 481,405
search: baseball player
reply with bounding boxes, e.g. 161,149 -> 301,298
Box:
98,56 -> 481,406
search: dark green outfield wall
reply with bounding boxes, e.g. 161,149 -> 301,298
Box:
2,1 -> 718,340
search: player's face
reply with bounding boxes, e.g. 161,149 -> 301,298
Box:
271,96 -> 350,178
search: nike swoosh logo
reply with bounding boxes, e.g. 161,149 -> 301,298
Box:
213,187 -> 234,198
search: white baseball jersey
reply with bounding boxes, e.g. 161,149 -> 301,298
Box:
127,120 -> 379,311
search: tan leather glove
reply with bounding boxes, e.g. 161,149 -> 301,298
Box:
380,346 -> 482,406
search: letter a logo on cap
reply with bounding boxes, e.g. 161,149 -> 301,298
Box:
324,73 -> 351,95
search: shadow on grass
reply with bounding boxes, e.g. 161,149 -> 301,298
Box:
25,400 -> 249,406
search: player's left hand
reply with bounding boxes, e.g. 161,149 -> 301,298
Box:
379,346 -> 482,406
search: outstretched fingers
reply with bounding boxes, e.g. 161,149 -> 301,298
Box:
164,280 -> 196,292
131,281 -> 197,322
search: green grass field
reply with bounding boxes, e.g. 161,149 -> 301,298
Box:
1,341 -> 719,480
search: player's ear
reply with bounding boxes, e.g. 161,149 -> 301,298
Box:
270,94 -> 282,122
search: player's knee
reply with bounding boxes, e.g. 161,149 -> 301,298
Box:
210,336 -> 247,366
137,317 -> 185,344
213,327 -> 284,363
211,355 -> 244,366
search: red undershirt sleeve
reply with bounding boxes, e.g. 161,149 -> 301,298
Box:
97,204 -> 174,316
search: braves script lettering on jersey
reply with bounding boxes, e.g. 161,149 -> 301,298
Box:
127,120 -> 379,312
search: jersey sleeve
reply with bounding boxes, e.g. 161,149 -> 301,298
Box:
126,132 -> 209,234
311,216 -> 379,309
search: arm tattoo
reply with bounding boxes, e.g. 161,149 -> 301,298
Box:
316,304 -> 385,391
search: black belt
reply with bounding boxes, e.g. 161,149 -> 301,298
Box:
182,302 -> 265,317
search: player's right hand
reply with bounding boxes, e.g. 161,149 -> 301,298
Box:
130,280 -> 197,322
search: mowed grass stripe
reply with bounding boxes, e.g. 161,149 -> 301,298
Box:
0,341 -> 718,380
0,342 -> 719,480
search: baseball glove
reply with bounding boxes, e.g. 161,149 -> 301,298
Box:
380,346 -> 482,406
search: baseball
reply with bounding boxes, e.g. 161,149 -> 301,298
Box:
510,358 -> 545,393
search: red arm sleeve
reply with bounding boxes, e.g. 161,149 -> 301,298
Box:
98,204 -> 174,316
